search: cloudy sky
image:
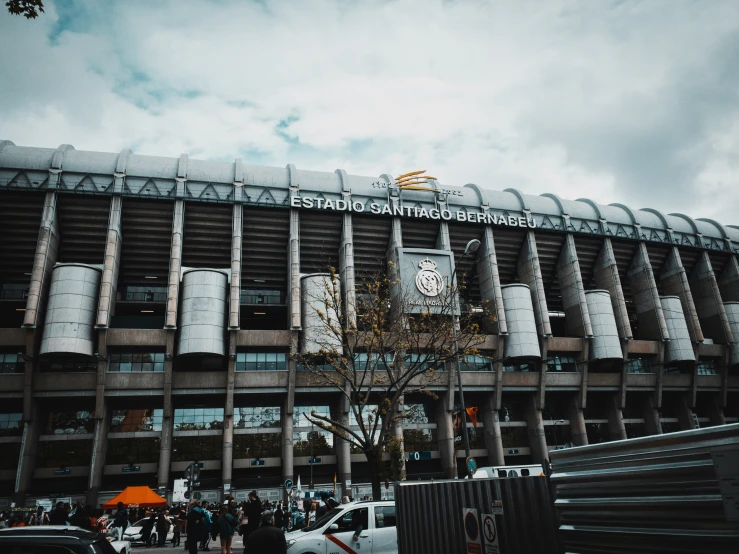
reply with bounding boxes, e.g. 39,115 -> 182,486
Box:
1,0 -> 738,223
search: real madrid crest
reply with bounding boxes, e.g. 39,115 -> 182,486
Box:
415,258 -> 444,297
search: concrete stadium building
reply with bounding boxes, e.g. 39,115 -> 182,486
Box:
0,139 -> 738,508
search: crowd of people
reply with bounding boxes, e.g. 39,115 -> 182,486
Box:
0,490 -> 364,554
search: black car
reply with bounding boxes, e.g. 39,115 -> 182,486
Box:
0,525 -> 118,554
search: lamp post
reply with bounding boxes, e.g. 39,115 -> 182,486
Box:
451,239 -> 481,460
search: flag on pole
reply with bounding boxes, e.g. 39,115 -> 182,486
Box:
297,474 -> 302,492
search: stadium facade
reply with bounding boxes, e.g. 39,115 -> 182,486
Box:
0,139 -> 738,508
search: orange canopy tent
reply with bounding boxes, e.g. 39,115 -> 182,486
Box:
101,486 -> 167,509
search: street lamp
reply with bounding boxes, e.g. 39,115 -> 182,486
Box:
451,239 -> 481,461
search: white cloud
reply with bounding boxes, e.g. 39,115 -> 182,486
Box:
1,0 -> 738,223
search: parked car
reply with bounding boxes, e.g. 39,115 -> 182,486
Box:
107,536 -> 132,554
0,525 -> 119,553
285,500 -> 397,554
471,464 -> 544,479
122,518 -> 174,546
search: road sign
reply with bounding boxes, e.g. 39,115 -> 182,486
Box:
184,464 -> 201,481
308,457 -> 322,464
193,491 -> 202,500
481,514 -> 500,554
491,501 -> 504,515
250,460 -> 265,466
407,451 -> 432,461
284,479 -> 293,490
463,508 -> 482,554
184,491 -> 191,499
466,456 -> 478,477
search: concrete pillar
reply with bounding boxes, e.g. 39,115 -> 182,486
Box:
222,331 -> 236,498
340,212 -> 357,329
281,399 -> 294,501
660,247 -> 703,343
594,238 -> 633,339
157,332 -> 176,492
481,396 -> 505,465
556,234 -> 593,337
627,243 -> 670,341
689,252 -> 734,344
675,394 -> 698,431
518,231 -> 552,337
165,200 -> 184,329
288,169 -> 301,330
642,395 -> 662,436
567,397 -> 588,447
87,399 -> 109,507
524,395 -> 548,463
96,196 -> 122,329
708,396 -> 726,426
435,394 -> 456,479
13,403 -> 40,504
386,217 -> 403,311
229,204 -> 242,330
717,256 -> 739,302
334,399 -> 351,493
477,227 -> 507,335
23,192 -> 59,328
607,394 -> 627,441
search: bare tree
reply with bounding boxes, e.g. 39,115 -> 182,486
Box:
294,262 -> 490,499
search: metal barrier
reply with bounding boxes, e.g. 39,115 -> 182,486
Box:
395,476 -> 558,554
549,423 -> 739,553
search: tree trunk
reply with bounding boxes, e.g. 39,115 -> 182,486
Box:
366,449 -> 383,501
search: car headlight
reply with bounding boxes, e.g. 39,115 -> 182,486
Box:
286,538 -> 297,550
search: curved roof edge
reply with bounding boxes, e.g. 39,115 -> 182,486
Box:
0,140 -> 736,246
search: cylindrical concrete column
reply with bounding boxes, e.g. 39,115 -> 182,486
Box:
335,408 -> 351,492
86,401 -> 109,507
607,394 -> 627,441
281,410 -> 294,502
585,290 -> 623,361
501,284 -> 541,359
567,397 -> 588,447
724,302 -> 739,366
660,296 -> 696,363
300,274 -> 342,354
157,415 -> 174,493
524,395 -> 548,463
178,269 -> 228,356
481,396 -> 505,465
40,263 -> 102,356
436,395 -> 456,479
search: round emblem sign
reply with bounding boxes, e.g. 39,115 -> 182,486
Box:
415,258 -> 444,297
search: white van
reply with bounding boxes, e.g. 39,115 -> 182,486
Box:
285,500 -> 397,554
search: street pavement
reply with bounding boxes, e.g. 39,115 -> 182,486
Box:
125,533 -> 245,553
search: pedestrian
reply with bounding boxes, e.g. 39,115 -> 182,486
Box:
49,502 -> 69,526
30,506 -> 49,526
199,500 -> 213,551
186,501 -> 203,554
211,505 -> 236,554
171,510 -> 182,547
244,511 -> 286,554
70,502 -> 92,530
156,509 -> 171,547
274,503 -> 285,531
242,490 -> 261,545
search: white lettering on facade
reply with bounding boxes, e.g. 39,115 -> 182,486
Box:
291,197 -> 536,228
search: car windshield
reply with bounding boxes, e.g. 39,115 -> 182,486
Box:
133,518 -> 156,526
301,508 -> 342,532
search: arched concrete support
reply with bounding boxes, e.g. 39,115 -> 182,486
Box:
165,201 -> 184,329
517,231 -> 552,337
13,402 -> 40,504
675,394 -> 698,431
525,395 -> 548,463
96,196 -> 123,328
707,395 -> 726,426
594,238 -> 633,339
660,247 -> 703,343
556,234 -> 593,338
340,213 -> 357,329
717,256 -> 739,302
229,204 -> 242,330
567,396 -> 588,447
477,227 -> 506,335
642,395 -> 663,435
222,331 -> 237,498
481,396 -> 505,465
23,193 -> 59,328
86,398 -> 109,507
627,243 -> 669,341
436,394 -> 456,478
607,393 -> 627,441
689,252 -> 734,344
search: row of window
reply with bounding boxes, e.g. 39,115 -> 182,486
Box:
0,353 -> 24,374
108,353 -> 166,372
119,286 -> 286,305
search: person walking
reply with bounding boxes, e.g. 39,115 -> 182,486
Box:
244,511 -> 286,554
69,502 -> 92,530
274,503 -> 285,531
171,510 -> 182,547
30,506 -> 49,526
49,502 -> 69,526
242,491 -> 262,545
109,502 -> 128,541
212,505 -> 236,554
156,509 -> 170,547
186,501 -> 203,554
